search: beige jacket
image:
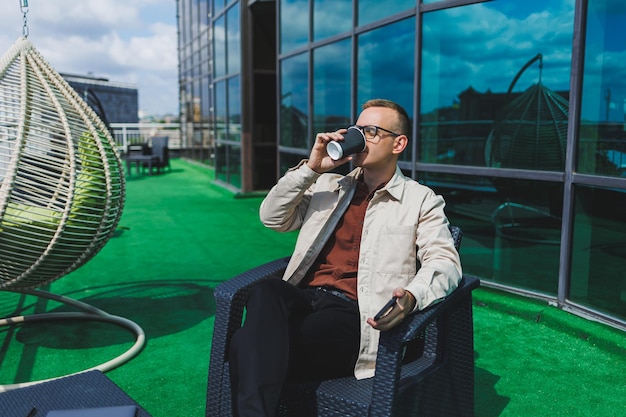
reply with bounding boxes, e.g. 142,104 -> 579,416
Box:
259,162 -> 462,379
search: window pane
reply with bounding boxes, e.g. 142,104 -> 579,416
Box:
578,0 -> 626,177
216,142 -> 227,183
214,0 -> 225,15
358,0 -> 414,27
358,18 -> 414,162
215,80 -> 226,141
279,151 -> 307,176
280,53 -> 309,148
228,76 -> 241,141
192,79 -> 201,122
199,0 -> 208,32
228,144 -> 242,189
421,1 -> 574,169
313,0 -> 351,42
422,172 -> 562,296
313,39 -> 351,135
215,144 -> 242,188
227,4 -> 241,75
214,16 -> 226,78
570,186 -> 626,321
201,77 -> 210,123
191,0 -> 199,35
280,0 -> 308,53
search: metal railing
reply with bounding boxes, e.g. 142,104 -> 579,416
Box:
110,123 -> 181,154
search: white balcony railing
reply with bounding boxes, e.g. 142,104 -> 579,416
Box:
109,123 -> 181,154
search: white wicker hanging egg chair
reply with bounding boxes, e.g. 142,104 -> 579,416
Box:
0,36 -> 144,391
0,37 -> 125,289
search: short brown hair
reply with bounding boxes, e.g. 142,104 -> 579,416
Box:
361,99 -> 411,140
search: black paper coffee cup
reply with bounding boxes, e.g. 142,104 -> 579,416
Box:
327,126 -> 366,160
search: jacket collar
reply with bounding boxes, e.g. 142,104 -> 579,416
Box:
337,166 -> 406,201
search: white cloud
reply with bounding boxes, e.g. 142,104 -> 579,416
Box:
0,0 -> 178,116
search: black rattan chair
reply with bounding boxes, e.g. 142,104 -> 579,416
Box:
206,226 -> 479,417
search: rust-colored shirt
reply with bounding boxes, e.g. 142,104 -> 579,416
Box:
303,179 -> 382,300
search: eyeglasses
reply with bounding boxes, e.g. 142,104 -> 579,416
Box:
352,125 -> 402,143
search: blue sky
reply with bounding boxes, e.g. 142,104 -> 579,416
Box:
0,0 -> 178,117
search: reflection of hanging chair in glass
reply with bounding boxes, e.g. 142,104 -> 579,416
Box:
0,37 -> 144,390
485,54 -> 566,242
485,81 -> 568,171
485,54 -> 568,172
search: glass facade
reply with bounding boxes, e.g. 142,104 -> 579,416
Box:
273,0 -> 626,327
178,0 -> 276,190
177,0 -> 626,327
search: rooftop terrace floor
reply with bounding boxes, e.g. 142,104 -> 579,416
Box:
1,159 -> 624,416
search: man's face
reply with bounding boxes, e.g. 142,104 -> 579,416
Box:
351,106 -> 402,169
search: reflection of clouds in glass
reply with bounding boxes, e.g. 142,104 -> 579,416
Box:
358,0 -> 414,27
590,0 -> 626,13
357,19 -> 415,115
214,21 -> 226,42
581,1 -> 626,122
281,0 -> 309,53
214,18 -> 226,78
314,41 -> 350,81
227,5 -> 241,74
281,52 -> 309,148
314,40 -> 351,121
282,53 -> 309,112
314,0 -> 352,41
421,1 -> 575,114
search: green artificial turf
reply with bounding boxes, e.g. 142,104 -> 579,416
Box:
1,159 -> 624,416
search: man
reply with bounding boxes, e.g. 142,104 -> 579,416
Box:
228,99 -> 462,417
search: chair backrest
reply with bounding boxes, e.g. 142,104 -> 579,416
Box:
151,136 -> 169,166
151,136 -> 169,149
126,143 -> 148,157
450,225 -> 463,251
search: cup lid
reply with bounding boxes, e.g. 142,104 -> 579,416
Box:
327,141 -> 343,160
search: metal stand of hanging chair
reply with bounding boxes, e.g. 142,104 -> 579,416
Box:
0,289 -> 146,392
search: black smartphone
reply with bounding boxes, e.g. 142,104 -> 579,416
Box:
373,296 -> 398,321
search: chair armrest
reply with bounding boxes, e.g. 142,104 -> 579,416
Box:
370,275 -> 480,416
396,275 -> 478,345
212,256 -> 290,360
207,257 -> 290,416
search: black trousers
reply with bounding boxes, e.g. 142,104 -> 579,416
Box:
228,279 -> 361,417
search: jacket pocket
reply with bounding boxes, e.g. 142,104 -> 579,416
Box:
377,225 -> 416,274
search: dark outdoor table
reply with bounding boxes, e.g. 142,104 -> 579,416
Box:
0,371 -> 152,417
125,155 -> 160,176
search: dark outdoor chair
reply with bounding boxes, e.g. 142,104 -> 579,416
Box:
124,142 -> 158,175
206,226 -> 480,417
126,142 -> 150,157
150,136 -> 171,173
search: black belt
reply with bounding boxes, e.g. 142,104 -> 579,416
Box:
312,286 -> 358,305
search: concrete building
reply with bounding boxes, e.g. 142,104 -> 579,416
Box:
61,73 -> 139,125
